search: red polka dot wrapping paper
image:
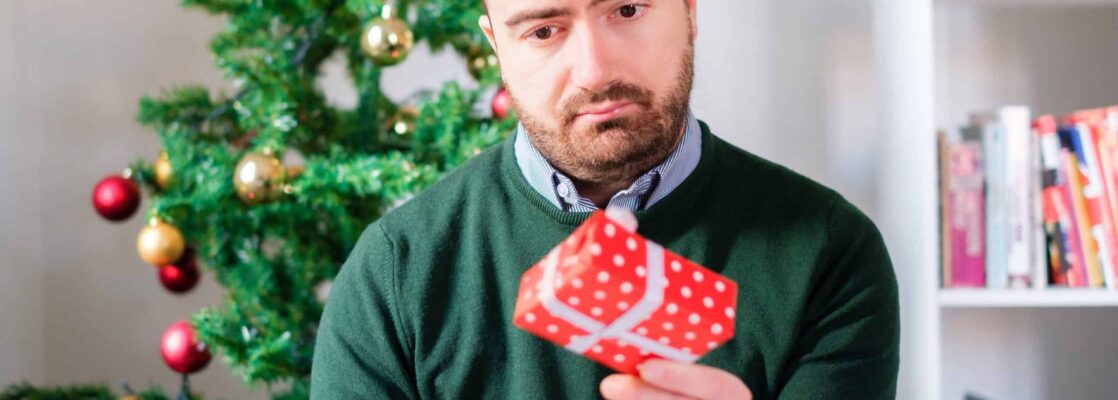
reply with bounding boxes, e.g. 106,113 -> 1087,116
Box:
513,211 -> 739,374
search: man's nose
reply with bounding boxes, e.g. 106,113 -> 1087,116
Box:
567,28 -> 617,94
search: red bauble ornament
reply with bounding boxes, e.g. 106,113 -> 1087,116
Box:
158,249 -> 199,294
160,320 -> 211,374
92,175 -> 140,221
492,88 -> 512,120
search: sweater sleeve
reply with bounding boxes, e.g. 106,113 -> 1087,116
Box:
310,223 -> 418,399
777,198 -> 901,399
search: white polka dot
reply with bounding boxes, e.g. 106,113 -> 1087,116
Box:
567,236 -> 578,246
681,286 -> 692,298
725,307 -> 735,318
693,271 -> 704,282
626,238 -> 638,251
662,322 -> 674,331
605,223 -> 616,237
597,271 -> 610,283
522,291 -> 532,300
659,337 -> 671,345
620,282 -> 633,294
715,281 -> 726,292
592,345 -> 604,353
689,313 -> 701,325
617,340 -> 628,347
572,278 -> 583,288
547,324 -> 558,333
707,341 -> 718,350
594,290 -> 606,300
535,281 -> 545,290
666,303 -> 679,314
555,277 -> 563,288
640,349 -> 650,356
614,354 -> 626,363
637,327 -> 648,335
671,261 -> 682,272
590,243 -> 602,255
613,254 -> 625,267
685,331 -> 696,340
568,296 -> 580,306
711,323 -> 723,334
592,307 -> 603,316
617,301 -> 630,310
525,312 -> 536,323
635,266 -> 646,277
661,277 -> 670,288
703,296 -> 714,308
683,347 -> 693,354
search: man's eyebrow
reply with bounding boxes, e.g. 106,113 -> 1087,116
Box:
504,7 -> 572,28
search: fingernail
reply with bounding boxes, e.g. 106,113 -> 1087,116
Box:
600,375 -> 622,396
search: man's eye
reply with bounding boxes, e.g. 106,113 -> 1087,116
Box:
530,26 -> 558,41
615,4 -> 648,19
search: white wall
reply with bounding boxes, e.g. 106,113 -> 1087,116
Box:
0,0 -> 884,398
1,0 -> 45,386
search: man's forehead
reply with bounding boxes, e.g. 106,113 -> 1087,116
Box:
486,0 -> 611,16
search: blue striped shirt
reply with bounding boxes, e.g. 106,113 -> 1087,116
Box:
513,111 -> 702,212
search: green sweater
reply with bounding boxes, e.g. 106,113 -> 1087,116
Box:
310,123 -> 900,399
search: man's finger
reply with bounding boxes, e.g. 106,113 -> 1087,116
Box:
600,373 -> 694,400
636,359 -> 753,400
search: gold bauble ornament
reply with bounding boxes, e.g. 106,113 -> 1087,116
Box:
234,151 -> 286,204
383,107 -> 419,147
154,151 -> 174,189
360,16 -> 414,66
137,219 -> 185,266
467,48 -> 499,80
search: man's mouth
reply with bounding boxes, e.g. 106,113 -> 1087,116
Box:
575,101 -> 635,123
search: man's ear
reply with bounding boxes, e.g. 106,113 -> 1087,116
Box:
479,14 -> 498,53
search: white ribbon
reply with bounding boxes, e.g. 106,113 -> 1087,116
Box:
538,241 -> 699,363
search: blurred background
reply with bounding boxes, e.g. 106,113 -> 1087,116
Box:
1,1 -> 1117,399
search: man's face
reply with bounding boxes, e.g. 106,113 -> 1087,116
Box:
480,0 -> 698,185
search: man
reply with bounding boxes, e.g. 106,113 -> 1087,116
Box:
311,0 -> 900,398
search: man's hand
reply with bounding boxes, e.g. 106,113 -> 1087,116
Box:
600,359 -> 753,400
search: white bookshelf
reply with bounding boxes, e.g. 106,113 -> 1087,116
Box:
875,0 -> 1118,399
940,289 -> 1118,308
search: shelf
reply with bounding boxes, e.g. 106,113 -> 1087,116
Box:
939,289 -> 1118,308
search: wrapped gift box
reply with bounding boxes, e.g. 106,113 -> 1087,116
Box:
513,211 -> 739,374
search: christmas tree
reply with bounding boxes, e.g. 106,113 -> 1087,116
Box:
84,0 -> 514,398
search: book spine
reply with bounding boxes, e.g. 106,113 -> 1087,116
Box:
1067,122 -> 1109,288
1001,106 -> 1034,287
939,131 -> 953,288
1060,123 -> 1102,287
949,141 -> 987,287
1036,116 -> 1071,286
1080,113 -> 1118,290
984,121 -> 1009,288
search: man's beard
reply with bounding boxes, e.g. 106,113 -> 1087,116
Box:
512,43 -> 695,186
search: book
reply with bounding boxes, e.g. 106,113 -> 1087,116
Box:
1076,110 -> 1118,289
1000,106 -> 1035,288
946,136 -> 987,288
939,131 -> 953,288
1036,116 -> 1073,286
1059,126 -> 1104,287
980,118 -> 1009,288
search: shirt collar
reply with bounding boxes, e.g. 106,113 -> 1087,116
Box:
513,110 -> 703,212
